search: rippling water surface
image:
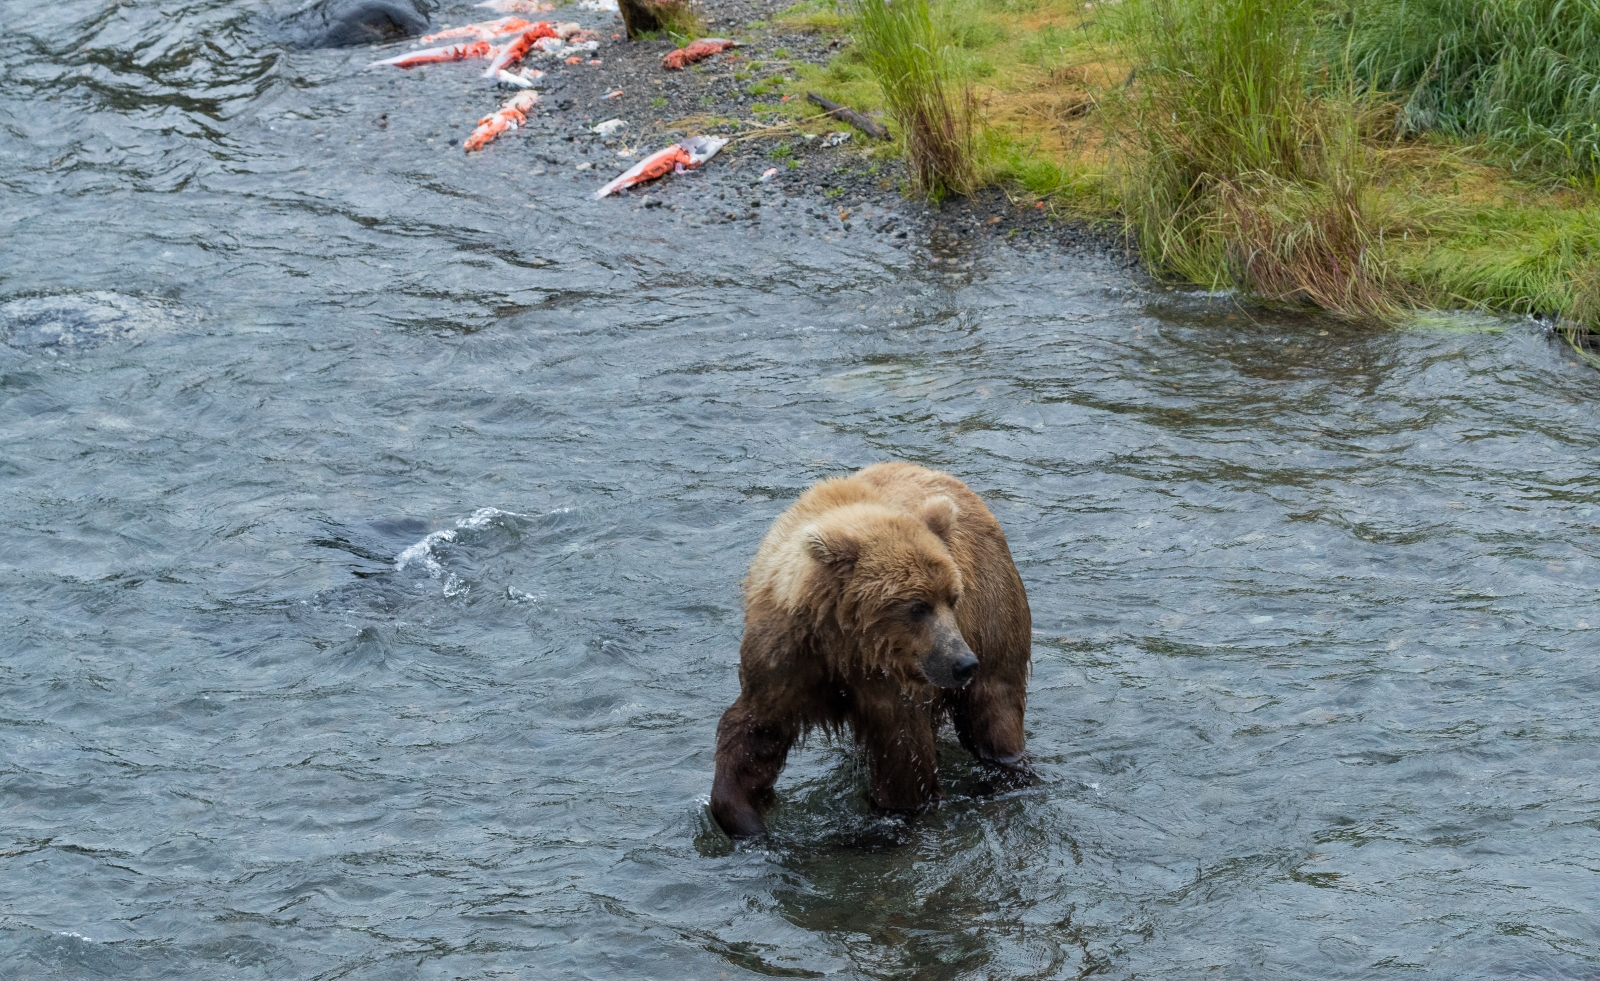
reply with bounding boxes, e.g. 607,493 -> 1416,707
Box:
4,2 -> 1599,979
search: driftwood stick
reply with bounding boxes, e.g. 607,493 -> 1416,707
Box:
805,92 -> 890,141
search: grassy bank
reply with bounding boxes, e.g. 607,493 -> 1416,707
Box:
770,0 -> 1600,341
852,0 -> 976,197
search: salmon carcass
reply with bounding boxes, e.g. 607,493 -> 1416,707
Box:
593,135 -> 729,198
369,40 -> 495,69
420,17 -> 532,43
464,91 -> 540,152
482,22 -> 563,75
661,38 -> 737,70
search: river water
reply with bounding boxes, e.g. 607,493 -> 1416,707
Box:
3,2 -> 1598,979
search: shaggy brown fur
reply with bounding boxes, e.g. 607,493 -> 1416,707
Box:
710,462 -> 1032,838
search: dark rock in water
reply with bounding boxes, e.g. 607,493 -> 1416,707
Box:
283,0 -> 433,49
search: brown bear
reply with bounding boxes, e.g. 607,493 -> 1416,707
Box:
710,461 -> 1032,838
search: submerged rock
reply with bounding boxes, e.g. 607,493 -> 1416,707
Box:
282,0 -> 434,49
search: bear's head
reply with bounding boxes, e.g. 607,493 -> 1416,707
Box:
801,496 -> 979,689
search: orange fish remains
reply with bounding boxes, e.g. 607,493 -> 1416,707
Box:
420,17 -> 532,43
483,22 -> 561,76
593,136 -> 729,198
464,91 -> 540,152
661,38 -> 737,70
369,40 -> 494,69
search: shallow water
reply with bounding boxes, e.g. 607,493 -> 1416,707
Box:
3,3 -> 1599,979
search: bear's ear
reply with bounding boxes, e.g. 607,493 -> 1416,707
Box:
804,526 -> 860,573
918,495 -> 959,542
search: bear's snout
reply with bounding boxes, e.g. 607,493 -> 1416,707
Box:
950,652 -> 979,685
921,615 -> 979,688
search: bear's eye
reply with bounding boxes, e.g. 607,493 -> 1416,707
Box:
906,600 -> 932,620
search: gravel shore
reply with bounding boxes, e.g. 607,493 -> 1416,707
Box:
458,0 -> 1130,262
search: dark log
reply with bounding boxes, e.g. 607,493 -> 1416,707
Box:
806,92 -> 891,141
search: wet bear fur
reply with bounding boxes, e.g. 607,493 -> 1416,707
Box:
710,462 -> 1032,838
284,0 -> 433,48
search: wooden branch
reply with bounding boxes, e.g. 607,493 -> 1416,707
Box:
805,92 -> 891,141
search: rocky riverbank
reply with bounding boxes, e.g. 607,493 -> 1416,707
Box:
444,0 -> 1129,262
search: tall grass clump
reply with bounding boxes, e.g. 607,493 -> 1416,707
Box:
1346,0 -> 1600,176
1570,263 -> 1600,326
1110,0 -> 1400,314
851,0 -> 976,198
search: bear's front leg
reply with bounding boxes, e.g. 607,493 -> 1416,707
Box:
853,692 -> 941,814
710,697 -> 796,838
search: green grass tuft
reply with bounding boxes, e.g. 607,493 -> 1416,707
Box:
1393,198 -> 1600,316
778,0 -> 850,33
1104,0 -> 1403,314
1344,0 -> 1600,177
851,0 -> 978,198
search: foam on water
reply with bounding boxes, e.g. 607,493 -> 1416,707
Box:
0,292 -> 180,351
391,506 -> 526,595
390,506 -> 577,597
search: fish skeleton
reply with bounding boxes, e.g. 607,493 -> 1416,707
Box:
420,17 -> 532,43
482,23 -> 561,76
464,91 -> 540,152
369,40 -> 495,69
496,68 -> 540,88
661,38 -> 737,70
593,136 -> 729,198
